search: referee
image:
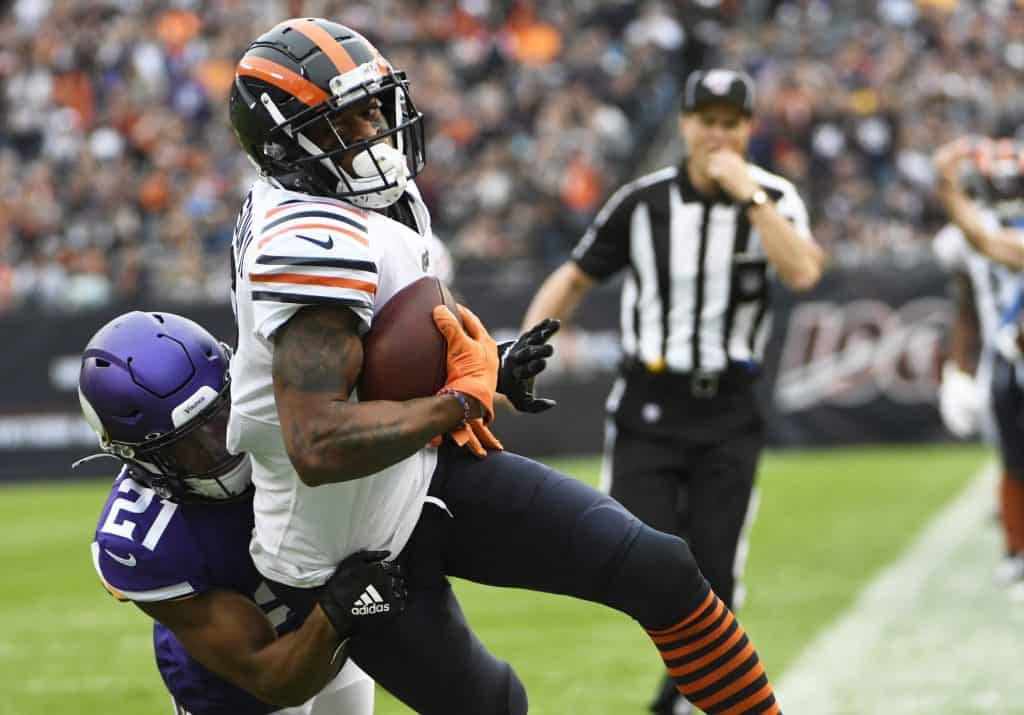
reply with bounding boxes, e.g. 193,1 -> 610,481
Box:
523,68 -> 824,715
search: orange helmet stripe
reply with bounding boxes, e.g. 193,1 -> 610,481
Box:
283,19 -> 357,75
236,56 -> 329,107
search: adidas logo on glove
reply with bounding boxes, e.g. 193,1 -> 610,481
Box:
350,584 -> 391,616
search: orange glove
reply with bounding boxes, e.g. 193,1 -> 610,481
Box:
432,304 -> 498,423
449,419 -> 504,458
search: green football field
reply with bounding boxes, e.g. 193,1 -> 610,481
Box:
0,444 -> 1005,715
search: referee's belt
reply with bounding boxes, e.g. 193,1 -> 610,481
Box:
619,357 -> 760,399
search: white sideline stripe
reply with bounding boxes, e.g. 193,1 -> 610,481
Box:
777,462 -> 1003,713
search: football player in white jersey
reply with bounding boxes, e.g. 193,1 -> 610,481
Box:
225,18 -> 784,714
935,137 -> 1024,586
933,217 -> 1018,442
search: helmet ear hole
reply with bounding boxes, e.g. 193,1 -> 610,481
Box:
94,358 -> 110,368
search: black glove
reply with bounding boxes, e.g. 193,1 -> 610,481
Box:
496,318 -> 560,413
319,550 -> 406,639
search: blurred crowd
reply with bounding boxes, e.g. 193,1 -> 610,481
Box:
738,0 -> 1024,262
0,0 -> 1022,313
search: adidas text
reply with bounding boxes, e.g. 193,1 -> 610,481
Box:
351,603 -> 391,616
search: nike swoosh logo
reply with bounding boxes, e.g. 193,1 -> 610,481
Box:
294,234 -> 334,250
104,549 -> 137,567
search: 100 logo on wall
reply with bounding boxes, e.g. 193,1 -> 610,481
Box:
773,298 -> 951,413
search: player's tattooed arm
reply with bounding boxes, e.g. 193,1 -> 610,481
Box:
272,306 -> 465,485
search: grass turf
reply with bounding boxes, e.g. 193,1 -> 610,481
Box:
0,444 -> 988,714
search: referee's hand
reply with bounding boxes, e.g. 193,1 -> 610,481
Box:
707,149 -> 758,202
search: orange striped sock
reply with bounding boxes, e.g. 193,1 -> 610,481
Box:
1002,473 -> 1024,554
646,581 -> 781,714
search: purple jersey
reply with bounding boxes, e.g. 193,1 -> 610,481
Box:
92,469 -> 302,715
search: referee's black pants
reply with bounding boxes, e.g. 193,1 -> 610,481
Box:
605,366 -> 765,612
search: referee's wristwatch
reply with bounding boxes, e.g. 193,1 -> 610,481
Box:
741,188 -> 769,212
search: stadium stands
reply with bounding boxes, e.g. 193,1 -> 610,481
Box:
1,0 -> 1021,312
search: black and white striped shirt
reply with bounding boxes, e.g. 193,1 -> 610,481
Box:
571,163 -> 810,373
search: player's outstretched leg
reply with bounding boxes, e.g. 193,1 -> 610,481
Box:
597,506 -> 780,714
435,445 -> 782,714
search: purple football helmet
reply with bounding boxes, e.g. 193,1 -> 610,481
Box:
78,311 -> 250,502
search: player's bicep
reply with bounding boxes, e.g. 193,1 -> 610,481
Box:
272,306 -> 365,471
136,591 -> 277,687
272,305 -> 364,398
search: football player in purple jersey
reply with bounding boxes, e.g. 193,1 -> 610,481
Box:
81,310 -> 406,715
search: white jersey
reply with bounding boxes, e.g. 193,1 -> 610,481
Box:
228,178 -> 440,588
934,218 -> 1020,349
934,218 -> 1022,443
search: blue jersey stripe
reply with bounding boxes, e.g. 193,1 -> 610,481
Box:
255,255 -> 378,272
251,291 -> 373,310
262,210 -> 366,234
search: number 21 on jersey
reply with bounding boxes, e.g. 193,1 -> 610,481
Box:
101,479 -> 177,550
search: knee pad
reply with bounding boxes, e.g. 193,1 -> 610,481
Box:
605,524 -> 706,630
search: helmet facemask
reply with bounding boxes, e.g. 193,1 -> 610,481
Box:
82,378 -> 249,504
256,62 -> 425,208
113,382 -> 249,502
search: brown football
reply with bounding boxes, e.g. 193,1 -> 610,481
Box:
357,276 -> 460,402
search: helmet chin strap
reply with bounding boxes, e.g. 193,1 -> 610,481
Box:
339,143 -> 409,209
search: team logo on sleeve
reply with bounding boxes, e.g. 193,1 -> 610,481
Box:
295,234 -> 335,250
104,549 -> 138,567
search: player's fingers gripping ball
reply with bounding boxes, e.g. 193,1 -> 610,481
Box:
450,419 -> 504,458
319,550 -> 407,639
432,305 -> 498,423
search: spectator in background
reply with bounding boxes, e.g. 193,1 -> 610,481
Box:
1,0 -> 1022,312
0,1 -> 689,309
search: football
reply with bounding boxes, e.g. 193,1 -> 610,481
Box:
357,276 -> 460,402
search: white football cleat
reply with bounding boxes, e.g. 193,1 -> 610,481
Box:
993,554 -> 1024,587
